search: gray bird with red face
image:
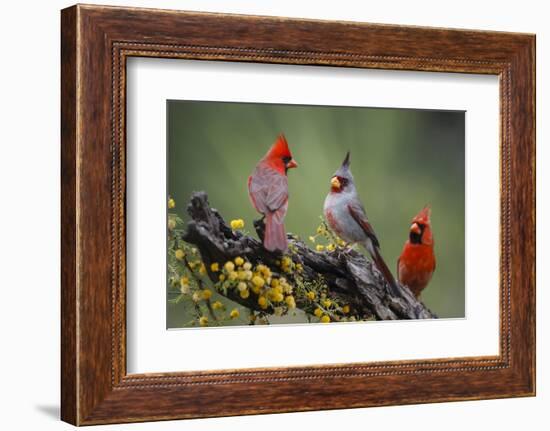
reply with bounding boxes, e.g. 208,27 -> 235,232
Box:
323,152 -> 399,296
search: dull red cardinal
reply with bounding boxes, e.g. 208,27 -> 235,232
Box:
248,134 -> 298,252
397,206 -> 436,298
323,152 -> 400,296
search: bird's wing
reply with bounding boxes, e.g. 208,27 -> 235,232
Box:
249,167 -> 289,214
347,202 -> 381,249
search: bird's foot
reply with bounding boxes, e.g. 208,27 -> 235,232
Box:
340,243 -> 357,255
336,244 -> 354,260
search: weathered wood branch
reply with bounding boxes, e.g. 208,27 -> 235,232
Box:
182,192 -> 437,320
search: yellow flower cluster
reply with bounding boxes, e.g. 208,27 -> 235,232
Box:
198,263 -> 206,275
168,197 -> 176,209
186,259 -> 206,275
180,276 -> 190,294
297,278 -> 353,324
285,295 -> 296,309
230,219 -> 245,230
309,219 -> 347,254
214,256 -> 297,315
278,255 -> 303,274
167,215 -> 358,327
313,307 -> 330,322
280,256 -> 293,273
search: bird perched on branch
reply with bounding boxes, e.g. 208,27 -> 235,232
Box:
397,206 -> 436,298
323,152 -> 400,296
248,134 -> 298,252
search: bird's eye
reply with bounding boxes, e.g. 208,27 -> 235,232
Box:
282,156 -> 292,164
339,177 -> 348,186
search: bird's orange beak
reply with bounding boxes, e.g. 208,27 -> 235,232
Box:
330,176 -> 341,190
410,222 -> 421,235
286,158 -> 298,169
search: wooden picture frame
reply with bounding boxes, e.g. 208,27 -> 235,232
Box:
61,4 -> 535,425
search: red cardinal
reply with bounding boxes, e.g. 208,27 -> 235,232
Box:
397,206 -> 436,298
323,152 -> 400,296
248,134 -> 298,252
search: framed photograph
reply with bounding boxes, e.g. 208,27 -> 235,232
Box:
61,4 -> 535,425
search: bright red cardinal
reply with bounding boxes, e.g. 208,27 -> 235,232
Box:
248,134 -> 298,252
397,206 -> 436,298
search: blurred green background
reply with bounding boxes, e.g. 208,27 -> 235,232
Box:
167,100 -> 465,323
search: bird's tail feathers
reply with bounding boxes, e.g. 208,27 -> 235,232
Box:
369,244 -> 400,297
264,212 -> 288,252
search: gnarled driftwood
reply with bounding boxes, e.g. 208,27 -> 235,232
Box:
182,191 -> 437,321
